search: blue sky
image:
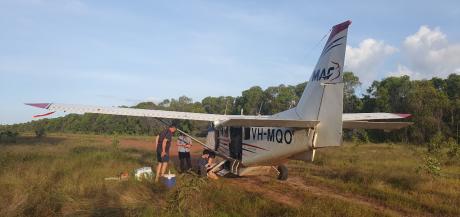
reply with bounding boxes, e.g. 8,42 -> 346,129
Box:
1,0 -> 459,124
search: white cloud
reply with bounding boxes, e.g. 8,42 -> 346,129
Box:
345,39 -> 398,84
387,64 -> 418,78
397,26 -> 460,79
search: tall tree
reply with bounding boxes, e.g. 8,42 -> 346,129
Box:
343,72 -> 362,112
239,86 -> 265,115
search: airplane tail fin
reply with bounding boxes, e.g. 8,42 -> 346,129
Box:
281,20 -> 351,147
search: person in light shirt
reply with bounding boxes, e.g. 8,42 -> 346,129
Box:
177,132 -> 193,173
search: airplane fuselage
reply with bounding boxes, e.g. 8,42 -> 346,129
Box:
214,126 -> 315,166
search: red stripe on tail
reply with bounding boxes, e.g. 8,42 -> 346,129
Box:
33,111 -> 55,118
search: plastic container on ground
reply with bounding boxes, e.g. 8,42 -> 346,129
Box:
135,167 -> 153,181
162,171 -> 176,188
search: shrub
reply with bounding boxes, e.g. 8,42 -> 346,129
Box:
0,130 -> 19,143
417,155 -> 441,176
427,131 -> 443,153
351,129 -> 369,146
35,127 -> 46,138
446,138 -> 459,159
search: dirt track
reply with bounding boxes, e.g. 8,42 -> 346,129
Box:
229,176 -> 415,217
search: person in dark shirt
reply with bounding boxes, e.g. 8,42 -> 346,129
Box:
155,124 -> 177,182
198,150 -> 219,180
198,150 -> 210,177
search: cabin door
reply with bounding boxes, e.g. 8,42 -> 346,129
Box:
229,127 -> 243,160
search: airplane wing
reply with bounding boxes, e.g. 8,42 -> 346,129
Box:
342,113 -> 412,130
25,103 -> 254,122
342,113 -> 411,121
26,103 -> 319,128
26,103 -> 411,130
342,121 -> 413,130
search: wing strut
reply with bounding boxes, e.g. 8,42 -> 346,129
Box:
154,118 -> 232,160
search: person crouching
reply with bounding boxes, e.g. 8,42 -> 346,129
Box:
198,150 -> 218,180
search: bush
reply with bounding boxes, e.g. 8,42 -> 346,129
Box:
351,129 -> 369,146
427,131 -> 443,153
446,138 -> 459,159
0,130 -> 19,143
35,127 -> 46,138
417,155 -> 441,176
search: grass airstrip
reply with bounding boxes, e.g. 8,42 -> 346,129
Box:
0,133 -> 459,217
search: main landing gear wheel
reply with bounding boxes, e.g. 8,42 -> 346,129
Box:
277,165 -> 288,181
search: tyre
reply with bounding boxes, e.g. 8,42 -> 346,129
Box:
277,165 -> 288,181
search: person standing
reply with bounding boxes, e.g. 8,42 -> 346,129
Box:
155,124 -> 177,182
177,132 -> 192,173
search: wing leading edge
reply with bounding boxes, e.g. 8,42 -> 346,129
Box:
342,113 -> 411,121
26,103 -> 250,122
26,103 -> 318,128
342,113 -> 412,130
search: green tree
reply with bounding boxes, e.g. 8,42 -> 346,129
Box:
407,80 -> 449,143
239,86 -> 265,115
343,72 -> 362,112
264,85 -> 298,114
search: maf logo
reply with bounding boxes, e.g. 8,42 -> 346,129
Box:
310,61 -> 341,82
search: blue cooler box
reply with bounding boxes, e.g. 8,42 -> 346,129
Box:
161,173 -> 176,188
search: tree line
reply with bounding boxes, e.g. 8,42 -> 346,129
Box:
2,72 -> 459,145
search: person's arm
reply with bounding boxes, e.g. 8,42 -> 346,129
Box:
161,136 -> 168,157
206,157 -> 214,168
186,137 -> 192,148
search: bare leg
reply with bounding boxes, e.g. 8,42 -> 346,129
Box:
160,162 -> 168,176
207,171 -> 219,180
155,163 -> 162,182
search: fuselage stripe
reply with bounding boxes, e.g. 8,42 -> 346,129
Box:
242,143 -> 269,151
242,148 -> 255,153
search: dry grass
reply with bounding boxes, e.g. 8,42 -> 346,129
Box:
291,142 -> 460,217
0,134 -> 459,217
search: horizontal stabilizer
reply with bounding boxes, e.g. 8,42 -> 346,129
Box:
343,121 -> 413,130
343,113 -> 411,121
219,119 -> 319,128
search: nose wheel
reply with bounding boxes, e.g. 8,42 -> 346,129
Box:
276,165 -> 288,180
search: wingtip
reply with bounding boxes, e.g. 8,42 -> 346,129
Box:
395,113 -> 412,118
25,103 -> 51,109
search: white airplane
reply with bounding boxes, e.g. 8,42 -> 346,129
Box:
26,20 -> 412,180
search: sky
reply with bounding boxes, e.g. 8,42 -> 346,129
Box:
1,0 -> 459,124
